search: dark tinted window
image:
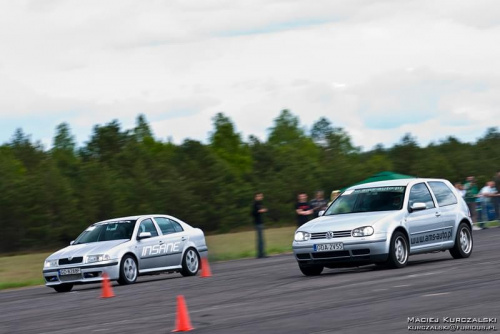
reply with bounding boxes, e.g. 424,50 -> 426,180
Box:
139,219 -> 158,237
155,217 -> 176,235
428,181 -> 457,207
172,220 -> 184,232
408,183 -> 435,209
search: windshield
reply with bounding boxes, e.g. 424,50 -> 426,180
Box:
324,186 -> 406,215
74,220 -> 136,244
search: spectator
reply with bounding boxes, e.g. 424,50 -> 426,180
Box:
328,190 -> 341,206
494,170 -> 500,220
295,193 -> 313,228
478,181 -> 497,228
310,190 -> 328,218
251,192 -> 268,258
463,176 -> 479,225
455,182 -> 466,198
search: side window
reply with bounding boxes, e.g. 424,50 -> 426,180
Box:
155,217 -> 176,235
428,181 -> 457,207
171,220 -> 184,233
408,183 -> 435,209
139,219 -> 159,237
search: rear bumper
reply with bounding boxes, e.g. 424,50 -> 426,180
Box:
43,261 -> 120,286
293,238 -> 388,266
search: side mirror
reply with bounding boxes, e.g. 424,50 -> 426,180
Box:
70,240 -> 75,245
318,210 -> 325,217
138,231 -> 152,240
409,202 -> 426,212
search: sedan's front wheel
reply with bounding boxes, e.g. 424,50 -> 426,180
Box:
53,283 -> 73,293
117,255 -> 138,285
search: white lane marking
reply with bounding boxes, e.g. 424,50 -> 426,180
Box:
408,271 -> 441,278
423,292 -> 450,297
394,284 -> 410,288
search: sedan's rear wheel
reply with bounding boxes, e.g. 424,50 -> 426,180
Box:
180,248 -> 200,276
450,222 -> 473,259
53,284 -> 73,293
117,255 -> 138,285
298,263 -> 324,276
386,231 -> 409,268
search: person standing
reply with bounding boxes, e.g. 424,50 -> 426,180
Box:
310,190 -> 328,218
296,193 -> 313,228
494,170 -> 500,220
252,192 -> 267,258
479,181 -> 496,228
464,176 -> 479,225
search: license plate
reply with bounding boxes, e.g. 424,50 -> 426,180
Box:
59,268 -> 81,275
314,243 -> 344,252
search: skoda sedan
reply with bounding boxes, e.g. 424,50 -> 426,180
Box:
43,214 -> 208,292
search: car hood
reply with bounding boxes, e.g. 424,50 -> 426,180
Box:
47,240 -> 128,260
299,211 -> 397,232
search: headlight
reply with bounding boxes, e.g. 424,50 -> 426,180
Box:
294,231 -> 310,242
44,259 -> 58,268
86,254 -> 110,263
352,226 -> 374,237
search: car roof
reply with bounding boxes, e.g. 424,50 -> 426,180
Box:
97,214 -> 169,224
345,178 -> 451,191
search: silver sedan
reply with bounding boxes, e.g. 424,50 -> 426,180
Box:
293,178 -> 473,276
43,214 -> 208,292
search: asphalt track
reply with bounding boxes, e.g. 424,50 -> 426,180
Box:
1,228 -> 499,334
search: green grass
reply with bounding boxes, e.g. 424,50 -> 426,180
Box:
0,226 -> 296,290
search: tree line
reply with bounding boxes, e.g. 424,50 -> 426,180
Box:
1,110 -> 499,253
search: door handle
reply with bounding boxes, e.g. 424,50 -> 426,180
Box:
159,241 -> 165,244
181,237 -> 187,241
435,212 -> 441,217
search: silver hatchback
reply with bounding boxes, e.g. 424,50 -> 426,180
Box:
43,214 -> 208,292
293,179 -> 473,276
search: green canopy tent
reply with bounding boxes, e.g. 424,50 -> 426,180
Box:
341,171 -> 416,191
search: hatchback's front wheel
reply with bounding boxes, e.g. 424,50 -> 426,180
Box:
386,231 -> 409,268
118,255 -> 138,285
298,263 -> 324,276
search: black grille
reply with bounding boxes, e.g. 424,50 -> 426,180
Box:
296,254 -> 310,260
311,230 -> 352,240
352,249 -> 370,255
58,257 -> 83,265
311,251 -> 350,259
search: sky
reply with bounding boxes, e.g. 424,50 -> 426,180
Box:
1,0 -> 499,151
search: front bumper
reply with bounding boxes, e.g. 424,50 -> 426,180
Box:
293,237 -> 388,266
43,261 -> 120,286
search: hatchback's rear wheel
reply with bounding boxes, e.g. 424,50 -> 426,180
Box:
298,263 -> 324,276
118,255 -> 138,285
53,283 -> 73,293
180,248 -> 200,276
450,222 -> 473,259
386,231 -> 409,268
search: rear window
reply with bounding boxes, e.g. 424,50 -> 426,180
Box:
428,181 -> 457,207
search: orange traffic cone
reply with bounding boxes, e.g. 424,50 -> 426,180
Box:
200,257 -> 212,278
172,295 -> 194,332
100,273 -> 115,298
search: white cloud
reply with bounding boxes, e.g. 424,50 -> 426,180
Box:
0,0 -> 499,150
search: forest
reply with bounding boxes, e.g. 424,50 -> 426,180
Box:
1,109 -> 499,253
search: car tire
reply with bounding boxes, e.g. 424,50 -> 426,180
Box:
117,255 -> 138,285
450,222 -> 473,259
180,248 -> 200,277
386,231 -> 409,268
53,284 -> 73,293
298,263 -> 324,276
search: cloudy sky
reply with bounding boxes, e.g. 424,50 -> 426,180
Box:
1,0 -> 499,150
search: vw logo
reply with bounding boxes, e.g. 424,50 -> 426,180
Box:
326,231 -> 335,239
68,256 -> 73,261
